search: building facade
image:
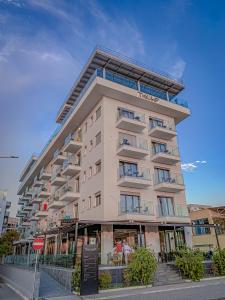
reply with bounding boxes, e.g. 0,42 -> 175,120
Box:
6,217 -> 18,231
188,204 -> 225,251
0,190 -> 11,235
16,46 -> 191,263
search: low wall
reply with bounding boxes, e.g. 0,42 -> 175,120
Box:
99,266 -> 126,285
0,264 -> 40,299
41,265 -> 73,291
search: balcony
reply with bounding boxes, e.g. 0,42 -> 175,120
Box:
38,188 -> 50,198
52,150 -> 67,165
151,147 -> 180,165
51,172 -> 67,186
61,159 -> 81,177
40,168 -> 51,181
25,188 -> 33,196
116,109 -> 146,133
63,133 -> 82,153
21,221 -> 31,227
158,204 -> 190,222
118,201 -> 155,221
154,174 -> 185,193
117,138 -> 149,159
49,196 -> 65,209
149,122 -> 177,140
31,197 -> 42,204
33,177 -> 43,187
118,169 -> 151,189
36,210 -> 48,218
20,195 -> 31,202
6,201 -> 11,209
59,185 -> 80,202
30,215 -> 39,221
23,205 -> 33,211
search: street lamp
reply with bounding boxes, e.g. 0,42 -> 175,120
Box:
0,156 -> 19,159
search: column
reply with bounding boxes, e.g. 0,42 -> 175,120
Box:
144,225 -> 160,257
184,226 -> 192,248
54,234 -> 57,255
101,224 -> 114,265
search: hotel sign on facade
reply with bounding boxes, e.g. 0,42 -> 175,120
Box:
137,91 -> 160,103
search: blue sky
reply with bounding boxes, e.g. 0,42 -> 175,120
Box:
0,0 -> 225,216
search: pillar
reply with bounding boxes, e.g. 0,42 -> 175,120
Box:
144,225 -> 160,257
54,234 -> 57,255
101,224 -> 114,265
184,226 -> 192,248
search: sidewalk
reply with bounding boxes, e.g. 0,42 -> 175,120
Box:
81,277 -> 225,300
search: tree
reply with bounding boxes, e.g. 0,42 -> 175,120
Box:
0,230 -> 20,256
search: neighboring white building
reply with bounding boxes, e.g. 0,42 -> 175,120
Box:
16,46 -> 191,262
0,190 -> 11,235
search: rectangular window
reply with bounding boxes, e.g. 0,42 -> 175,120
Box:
95,192 -> 101,207
89,140 -> 93,151
120,194 -> 140,214
193,218 -> 211,235
119,161 -> 138,177
89,167 -> 92,178
84,145 -> 87,156
118,108 -> 135,120
149,118 -> 164,129
95,160 -> 101,174
90,115 -> 94,127
84,122 -> 87,132
88,196 -> 91,209
158,197 -> 174,216
82,199 -> 85,210
96,132 -> 101,146
155,168 -> 171,183
96,106 -> 101,120
83,171 -> 86,183
152,142 -> 167,154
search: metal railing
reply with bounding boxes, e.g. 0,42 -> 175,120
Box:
151,146 -> 179,157
118,200 -> 154,216
119,168 -> 151,181
149,120 -> 176,131
118,137 -> 148,151
154,173 -> 184,186
117,108 -> 145,123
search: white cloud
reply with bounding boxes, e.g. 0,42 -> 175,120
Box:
181,160 -> 207,172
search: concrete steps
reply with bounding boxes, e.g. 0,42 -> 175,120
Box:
153,263 -> 184,286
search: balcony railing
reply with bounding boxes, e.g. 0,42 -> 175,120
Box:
154,173 -> 184,186
119,201 -> 154,216
149,120 -> 176,132
117,109 -> 145,123
158,204 -> 189,218
118,137 -> 148,151
119,168 -> 151,181
151,146 -> 179,157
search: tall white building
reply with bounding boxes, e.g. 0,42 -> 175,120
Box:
16,46 -> 191,261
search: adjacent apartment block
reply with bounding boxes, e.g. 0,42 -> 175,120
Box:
188,204 -> 225,251
0,190 -> 11,235
16,46 -> 191,262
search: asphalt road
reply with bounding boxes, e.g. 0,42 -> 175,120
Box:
84,278 -> 225,300
0,277 -> 23,300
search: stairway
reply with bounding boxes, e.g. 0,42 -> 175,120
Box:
153,263 -> 184,286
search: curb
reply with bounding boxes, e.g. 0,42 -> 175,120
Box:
99,284 -> 152,293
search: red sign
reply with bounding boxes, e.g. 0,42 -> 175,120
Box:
33,238 -> 44,251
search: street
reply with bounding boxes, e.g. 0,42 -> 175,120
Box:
0,277 -> 23,300
84,278 -> 225,300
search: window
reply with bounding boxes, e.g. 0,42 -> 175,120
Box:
89,140 -> 93,151
83,171 -> 86,183
193,218 -> 210,235
149,118 -> 164,129
120,194 -> 140,214
96,106 -> 101,120
89,167 -> 92,178
88,196 -> 91,209
95,192 -> 101,207
84,145 -> 87,156
90,115 -> 94,126
155,168 -> 171,183
119,161 -> 138,177
95,160 -> 101,174
158,197 -> 174,216
118,108 -> 135,120
84,122 -> 87,132
119,132 -> 136,147
82,199 -> 85,210
96,132 -> 101,146
152,142 -> 167,154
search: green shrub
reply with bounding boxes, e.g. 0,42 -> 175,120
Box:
99,272 -> 112,289
175,248 -> 204,281
71,265 -> 81,292
124,247 -> 157,286
213,249 -> 225,275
